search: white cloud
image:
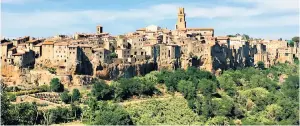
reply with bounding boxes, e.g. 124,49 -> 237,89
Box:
2,0 -> 299,37
216,15 -> 299,29
230,0 -> 299,11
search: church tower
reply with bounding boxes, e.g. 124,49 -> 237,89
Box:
96,25 -> 103,34
176,7 -> 186,30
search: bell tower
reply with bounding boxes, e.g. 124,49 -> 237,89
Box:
176,7 -> 186,30
96,25 -> 103,34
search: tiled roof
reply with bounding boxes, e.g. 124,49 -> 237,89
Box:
43,41 -> 54,45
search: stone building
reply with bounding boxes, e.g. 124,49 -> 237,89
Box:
54,42 -> 69,63
12,50 -> 35,68
92,48 -> 111,63
175,7 -> 186,30
41,41 -> 54,63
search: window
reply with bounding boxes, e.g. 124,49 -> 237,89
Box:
180,18 -> 182,22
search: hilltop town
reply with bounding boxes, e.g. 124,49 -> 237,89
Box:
1,7 -> 298,88
1,7 -> 299,125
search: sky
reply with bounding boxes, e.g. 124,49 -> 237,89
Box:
1,0 -> 299,39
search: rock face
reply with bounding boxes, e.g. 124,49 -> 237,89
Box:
2,61 -> 158,87
96,62 -> 158,80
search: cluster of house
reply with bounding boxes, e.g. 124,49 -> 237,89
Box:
1,7 -> 298,77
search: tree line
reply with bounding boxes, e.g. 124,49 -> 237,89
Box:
1,62 -> 299,125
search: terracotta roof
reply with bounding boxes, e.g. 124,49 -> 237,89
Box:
27,40 -> 39,43
43,41 -> 54,45
54,42 -> 69,46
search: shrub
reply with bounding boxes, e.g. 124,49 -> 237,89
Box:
60,92 -> 71,104
50,78 -> 64,92
72,89 -> 81,101
48,68 -> 57,74
91,80 -> 112,100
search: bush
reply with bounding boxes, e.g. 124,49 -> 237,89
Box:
112,77 -> 157,100
50,78 -> 64,92
91,80 -> 112,100
5,86 -> 21,92
48,68 -> 57,74
7,93 -> 16,102
84,101 -> 133,125
177,80 -> 196,100
110,52 -> 118,58
72,89 -> 81,101
38,85 -> 50,92
60,92 -> 71,104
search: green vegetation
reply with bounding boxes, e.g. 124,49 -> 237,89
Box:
109,52 -> 118,58
257,61 -> 265,70
50,78 -> 64,92
125,97 -> 203,125
60,91 -> 71,104
91,80 -> 113,100
38,84 -> 50,92
1,63 -> 298,125
48,67 -> 57,74
91,74 -> 159,101
81,99 -> 132,125
72,88 -> 81,102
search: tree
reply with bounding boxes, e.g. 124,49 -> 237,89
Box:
257,61 -> 265,70
198,79 -> 217,96
8,102 -> 38,125
281,75 -> 299,101
242,34 -> 250,41
211,97 -> 234,116
50,78 -> 64,92
164,69 -> 187,92
72,89 -> 81,102
217,74 -> 237,96
289,41 -> 295,47
205,116 -> 230,125
177,80 -> 196,100
292,36 -> 299,47
60,92 -> 71,104
109,52 -> 118,58
292,36 -> 299,43
1,81 -> 11,125
125,97 -> 203,125
91,80 -> 112,100
85,101 -> 133,125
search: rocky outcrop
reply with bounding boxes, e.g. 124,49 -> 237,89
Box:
95,62 -> 157,80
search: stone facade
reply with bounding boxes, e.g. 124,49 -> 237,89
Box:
1,7 -> 298,88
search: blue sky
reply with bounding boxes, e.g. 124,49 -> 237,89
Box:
1,0 -> 299,39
